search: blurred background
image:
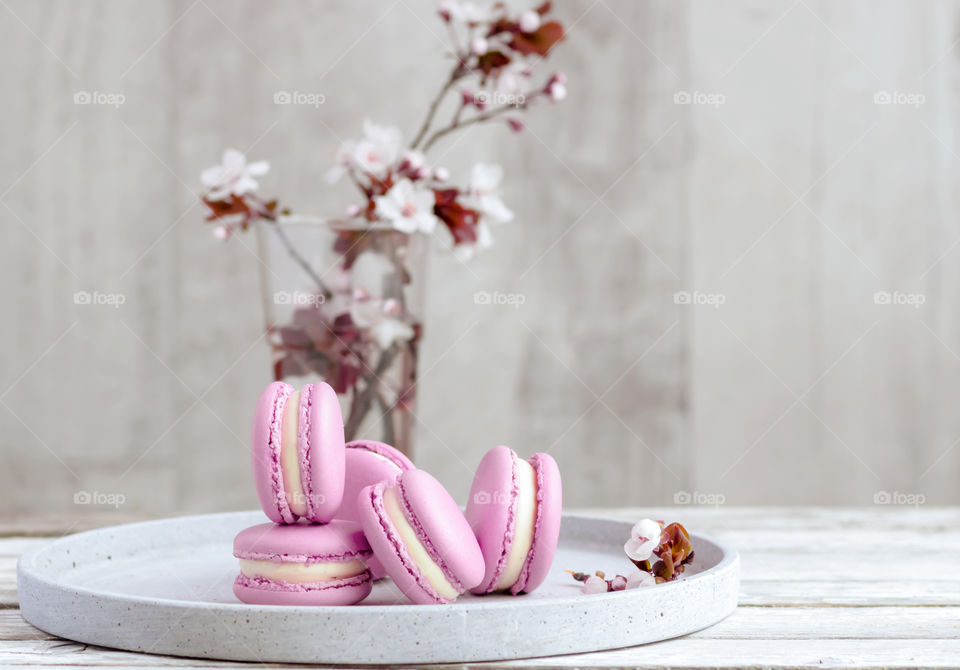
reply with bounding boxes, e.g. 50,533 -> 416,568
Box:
2,0 -> 957,521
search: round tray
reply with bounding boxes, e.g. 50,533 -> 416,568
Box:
18,511 -> 739,664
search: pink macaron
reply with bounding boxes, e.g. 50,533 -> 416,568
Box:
232,520 -> 373,606
250,381 -> 345,524
358,469 -> 484,604
339,440 -> 415,524
338,440 -> 416,579
465,446 -> 562,595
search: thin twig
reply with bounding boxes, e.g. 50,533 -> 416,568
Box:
264,219 -> 331,298
422,102 -> 524,152
343,343 -> 400,440
411,67 -> 466,150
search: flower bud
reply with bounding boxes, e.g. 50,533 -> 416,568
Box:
518,10 -> 540,33
438,1 -> 452,22
345,204 -> 362,217
470,37 -> 488,55
213,225 -> 231,241
548,82 -> 567,101
507,118 -> 525,133
433,166 -> 450,182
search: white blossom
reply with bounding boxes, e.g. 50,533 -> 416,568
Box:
201,149 -> 269,201
624,518 -> 663,562
374,179 -> 439,234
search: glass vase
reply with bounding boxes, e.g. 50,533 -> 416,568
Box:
257,217 -> 426,458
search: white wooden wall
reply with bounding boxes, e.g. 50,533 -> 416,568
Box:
1,0 -> 958,518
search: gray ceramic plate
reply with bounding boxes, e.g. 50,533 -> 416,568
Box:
18,511 -> 739,664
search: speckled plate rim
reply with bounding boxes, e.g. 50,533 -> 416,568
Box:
18,511 -> 740,664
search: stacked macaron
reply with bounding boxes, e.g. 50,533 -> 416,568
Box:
232,380 -> 563,606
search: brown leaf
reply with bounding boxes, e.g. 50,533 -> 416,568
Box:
477,50 -> 511,76
509,20 -> 564,56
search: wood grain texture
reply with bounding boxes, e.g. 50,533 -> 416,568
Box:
2,0 -> 960,517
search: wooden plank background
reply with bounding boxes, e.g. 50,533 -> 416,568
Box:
1,0 -> 958,518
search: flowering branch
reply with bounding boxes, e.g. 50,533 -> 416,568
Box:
197,1 -> 571,451
569,519 -> 696,594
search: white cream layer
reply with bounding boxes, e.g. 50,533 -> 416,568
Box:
496,458 -> 538,590
383,485 -> 459,600
280,390 -> 307,516
239,558 -> 366,584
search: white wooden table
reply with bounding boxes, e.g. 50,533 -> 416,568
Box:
3,507 -> 958,668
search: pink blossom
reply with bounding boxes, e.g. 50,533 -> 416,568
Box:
212,225 -> 231,241
470,37 -> 488,55
374,179 -> 439,234
624,518 -> 663,562
546,72 -> 567,102
350,294 -> 414,348
327,121 -> 402,182
581,575 -> 608,595
610,575 -> 628,591
626,570 -> 656,589
433,167 -> 450,182
201,149 -> 269,201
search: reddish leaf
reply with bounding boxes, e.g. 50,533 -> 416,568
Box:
509,21 -> 564,56
477,50 -> 511,76
486,18 -> 515,37
433,189 -> 481,245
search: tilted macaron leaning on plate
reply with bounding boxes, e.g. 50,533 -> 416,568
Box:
357,469 -> 485,604
232,380 -> 564,606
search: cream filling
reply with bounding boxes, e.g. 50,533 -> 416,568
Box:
383,485 -> 459,601
280,390 -> 307,516
496,458 -> 538,590
239,558 -> 366,584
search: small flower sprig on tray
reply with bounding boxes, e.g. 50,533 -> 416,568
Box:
567,519 -> 695,594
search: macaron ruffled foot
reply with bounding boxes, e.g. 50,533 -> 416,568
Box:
233,520 -> 373,606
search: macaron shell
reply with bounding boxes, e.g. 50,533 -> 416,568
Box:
512,452 -> 562,594
396,469 -> 484,591
233,574 -> 371,606
300,382 -> 346,523
338,440 -> 415,525
465,445 -> 518,594
233,519 -> 370,561
250,382 -> 296,524
357,482 -> 448,604
233,520 -> 372,606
